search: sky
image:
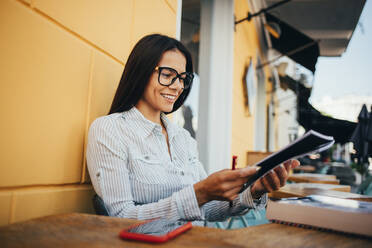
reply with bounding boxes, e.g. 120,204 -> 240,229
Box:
310,0 -> 372,102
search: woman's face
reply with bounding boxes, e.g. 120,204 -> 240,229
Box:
138,49 -> 187,115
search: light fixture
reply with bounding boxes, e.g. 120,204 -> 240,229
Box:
235,0 -> 291,25
264,22 -> 281,39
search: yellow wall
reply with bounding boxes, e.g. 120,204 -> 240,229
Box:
232,0 -> 272,168
0,0 -> 178,226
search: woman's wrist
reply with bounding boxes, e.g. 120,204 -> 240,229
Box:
193,181 -> 208,206
250,184 -> 264,199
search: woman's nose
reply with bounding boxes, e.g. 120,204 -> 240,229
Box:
169,77 -> 184,90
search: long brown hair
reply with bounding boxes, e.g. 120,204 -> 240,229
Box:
109,34 -> 194,114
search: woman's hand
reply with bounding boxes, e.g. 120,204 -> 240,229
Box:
250,159 -> 300,199
193,167 -> 257,206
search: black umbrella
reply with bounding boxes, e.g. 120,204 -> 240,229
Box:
279,75 -> 357,144
353,105 -> 372,193
350,104 -> 370,164
366,105 -> 372,157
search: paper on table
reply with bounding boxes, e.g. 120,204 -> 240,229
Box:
239,130 -> 334,193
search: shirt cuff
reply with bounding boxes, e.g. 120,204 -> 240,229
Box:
175,185 -> 203,220
240,186 -> 268,210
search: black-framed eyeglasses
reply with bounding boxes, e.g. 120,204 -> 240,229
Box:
154,66 -> 194,89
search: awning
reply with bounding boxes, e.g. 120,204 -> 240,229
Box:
279,75 -> 356,144
266,0 -> 366,57
265,13 -> 319,73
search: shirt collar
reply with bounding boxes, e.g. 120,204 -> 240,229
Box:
160,112 -> 179,141
123,107 -> 181,139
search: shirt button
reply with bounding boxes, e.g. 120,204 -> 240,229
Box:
180,171 -> 185,176
96,172 -> 100,177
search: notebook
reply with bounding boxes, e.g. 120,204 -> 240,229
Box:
240,130 -> 334,193
266,195 -> 372,237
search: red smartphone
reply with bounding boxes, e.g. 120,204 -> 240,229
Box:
119,218 -> 192,243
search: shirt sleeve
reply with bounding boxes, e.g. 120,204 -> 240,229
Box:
188,136 -> 267,222
86,117 -> 203,221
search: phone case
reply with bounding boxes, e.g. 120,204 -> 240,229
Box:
119,219 -> 192,243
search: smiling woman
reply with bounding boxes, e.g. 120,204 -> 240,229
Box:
86,34 -> 299,225
108,34 -> 193,116
136,49 -> 190,119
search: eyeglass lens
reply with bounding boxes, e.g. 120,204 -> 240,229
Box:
158,67 -> 192,89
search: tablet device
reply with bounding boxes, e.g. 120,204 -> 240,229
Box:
119,218 -> 192,243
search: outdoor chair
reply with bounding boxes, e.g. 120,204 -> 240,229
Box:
358,175 -> 372,196
214,209 -> 269,229
92,194 -> 109,216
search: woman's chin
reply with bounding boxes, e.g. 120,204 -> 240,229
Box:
161,103 -> 175,113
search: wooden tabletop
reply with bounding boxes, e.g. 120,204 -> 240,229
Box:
288,173 -> 340,184
269,183 -> 349,198
293,165 -> 316,173
269,183 -> 372,202
1,213 -> 371,248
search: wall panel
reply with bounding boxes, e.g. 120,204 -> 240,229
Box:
89,52 -> 123,123
131,0 -> 177,46
0,0 -> 178,224
34,0 -> 134,63
12,185 -> 94,223
0,193 -> 12,226
165,0 -> 178,14
0,0 -> 91,186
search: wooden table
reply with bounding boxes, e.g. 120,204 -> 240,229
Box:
288,173 -> 340,184
1,213 -> 371,247
270,183 -> 349,198
293,165 -> 316,173
269,183 -> 372,202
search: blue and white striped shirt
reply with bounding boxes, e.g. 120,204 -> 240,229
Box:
86,107 -> 266,224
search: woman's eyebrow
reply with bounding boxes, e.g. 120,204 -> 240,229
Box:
158,66 -> 187,74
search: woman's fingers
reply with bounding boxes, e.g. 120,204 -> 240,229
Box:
259,169 -> 283,193
260,176 -> 274,192
215,167 -> 257,183
283,159 -> 300,172
273,165 -> 288,187
250,160 -> 301,198
283,160 -> 292,172
238,166 -> 258,177
222,186 -> 243,201
222,167 -> 260,190
199,160 -> 301,204
262,159 -> 301,191
221,167 -> 257,181
216,177 -> 247,195
266,171 -> 281,191
291,159 -> 300,169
